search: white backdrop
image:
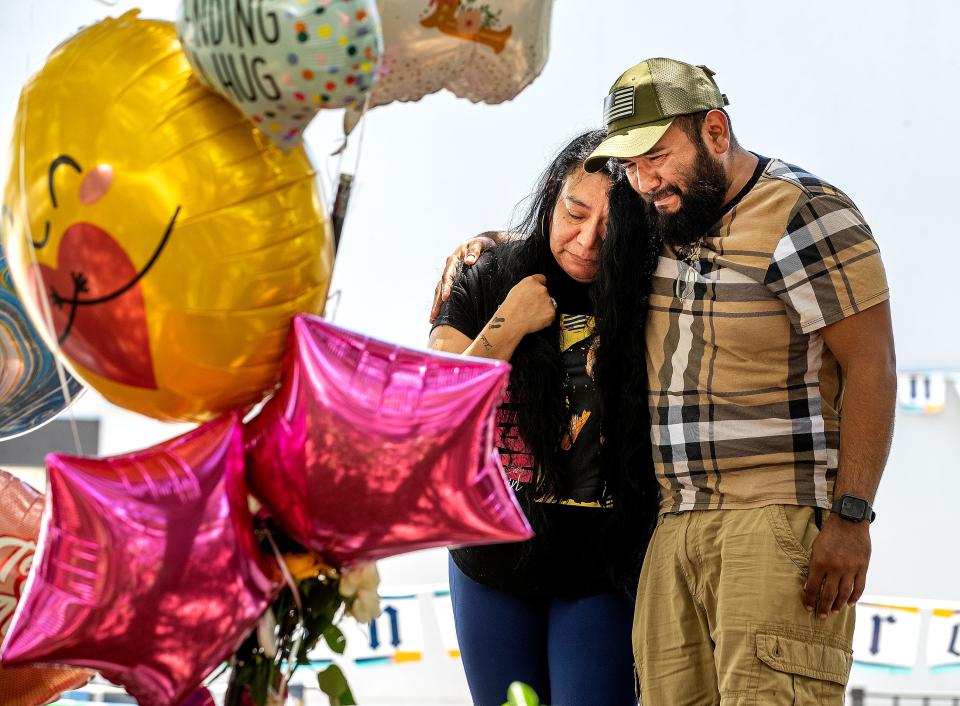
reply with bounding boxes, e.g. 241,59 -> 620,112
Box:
2,1 -> 951,366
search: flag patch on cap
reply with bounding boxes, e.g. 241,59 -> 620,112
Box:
603,87 -> 635,125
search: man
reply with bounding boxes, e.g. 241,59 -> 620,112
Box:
432,58 -> 896,704
582,59 -> 896,703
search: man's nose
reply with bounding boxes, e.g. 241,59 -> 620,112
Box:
636,167 -> 661,197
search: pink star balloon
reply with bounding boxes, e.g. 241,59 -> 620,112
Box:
245,314 -> 532,567
0,470 -> 92,706
0,415 -> 280,706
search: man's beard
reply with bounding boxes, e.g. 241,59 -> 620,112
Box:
643,145 -> 728,249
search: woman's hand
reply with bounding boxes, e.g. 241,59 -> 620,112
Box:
430,275 -> 557,360
499,274 -> 556,336
429,274 -> 555,363
461,276 -> 554,360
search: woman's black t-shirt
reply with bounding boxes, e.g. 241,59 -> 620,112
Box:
432,245 -> 640,598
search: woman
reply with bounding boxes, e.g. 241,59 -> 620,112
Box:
428,130 -> 660,706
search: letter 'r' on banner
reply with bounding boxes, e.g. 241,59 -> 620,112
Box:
852,603 -> 923,670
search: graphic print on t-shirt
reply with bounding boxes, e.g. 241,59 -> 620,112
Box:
496,399 -> 533,488
559,314 -> 596,453
559,314 -> 593,352
496,314 -> 604,504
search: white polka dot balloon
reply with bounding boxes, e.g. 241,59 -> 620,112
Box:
177,0 -> 383,149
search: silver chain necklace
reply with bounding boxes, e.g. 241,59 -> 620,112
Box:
674,238 -> 703,301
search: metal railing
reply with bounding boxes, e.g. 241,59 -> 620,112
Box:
850,688 -> 960,705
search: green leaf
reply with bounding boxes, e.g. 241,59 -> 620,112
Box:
323,625 -> 347,655
318,663 -> 355,705
339,685 -> 357,706
505,681 -> 540,706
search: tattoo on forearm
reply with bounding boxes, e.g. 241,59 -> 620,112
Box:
480,334 -> 493,351
489,317 -> 505,329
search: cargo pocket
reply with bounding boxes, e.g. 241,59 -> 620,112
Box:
755,633 -> 852,705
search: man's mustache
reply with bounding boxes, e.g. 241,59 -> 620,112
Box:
641,185 -> 682,205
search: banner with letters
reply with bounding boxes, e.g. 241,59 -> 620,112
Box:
897,370 -> 957,414
853,602 -> 924,669
927,609 -> 960,670
55,585 -> 960,700
307,592 -> 426,666
310,588 -> 960,673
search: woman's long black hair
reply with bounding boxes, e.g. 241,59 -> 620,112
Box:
493,130 -> 617,506
493,130 -> 661,589
592,177 -> 663,589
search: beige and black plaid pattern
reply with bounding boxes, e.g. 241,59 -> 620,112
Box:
646,159 -> 889,514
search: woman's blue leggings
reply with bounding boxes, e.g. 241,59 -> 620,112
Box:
449,557 -> 637,706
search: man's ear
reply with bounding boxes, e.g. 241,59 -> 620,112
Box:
702,109 -> 731,155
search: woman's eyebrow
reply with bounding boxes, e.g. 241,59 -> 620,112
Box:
47,155 -> 82,208
564,196 -> 591,210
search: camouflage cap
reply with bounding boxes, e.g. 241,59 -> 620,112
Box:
584,58 -> 729,172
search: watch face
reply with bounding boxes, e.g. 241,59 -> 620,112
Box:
841,496 -> 867,519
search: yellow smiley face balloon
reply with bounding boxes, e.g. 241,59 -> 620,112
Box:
1,11 -> 334,422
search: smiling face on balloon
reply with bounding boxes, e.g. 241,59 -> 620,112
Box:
1,12 -> 334,421
28,156 -> 175,391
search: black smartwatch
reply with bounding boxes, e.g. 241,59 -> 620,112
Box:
831,495 -> 876,523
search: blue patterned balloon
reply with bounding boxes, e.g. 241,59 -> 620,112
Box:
0,246 -> 83,441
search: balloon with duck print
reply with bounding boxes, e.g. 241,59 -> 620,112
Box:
344,0 -> 555,132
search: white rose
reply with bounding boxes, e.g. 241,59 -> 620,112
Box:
338,562 -> 380,598
348,588 -> 382,624
339,563 -> 381,624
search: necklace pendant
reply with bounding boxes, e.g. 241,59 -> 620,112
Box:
675,261 -> 700,301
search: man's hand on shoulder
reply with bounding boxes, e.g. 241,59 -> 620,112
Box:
428,232 -> 505,323
803,514 -> 871,619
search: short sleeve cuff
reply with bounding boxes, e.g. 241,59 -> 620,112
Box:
798,288 -> 890,334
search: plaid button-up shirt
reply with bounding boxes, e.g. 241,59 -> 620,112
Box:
646,158 -> 889,514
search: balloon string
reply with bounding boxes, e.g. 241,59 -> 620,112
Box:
343,92 -> 371,224
328,92 -> 370,200
324,93 -> 372,319
17,4 -> 84,461
263,526 -> 305,698
325,289 -> 342,323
